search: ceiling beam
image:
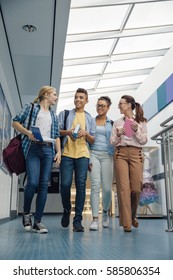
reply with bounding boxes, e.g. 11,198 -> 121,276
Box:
59,83 -> 141,98
63,49 -> 167,66
66,24 -> 173,43
71,0 -> 173,9
61,68 -> 152,84
51,0 -> 71,91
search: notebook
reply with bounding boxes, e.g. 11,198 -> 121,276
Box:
31,126 -> 43,141
123,118 -> 134,138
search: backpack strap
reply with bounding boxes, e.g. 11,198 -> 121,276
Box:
23,103 -> 34,186
27,103 -> 34,129
63,109 -> 69,130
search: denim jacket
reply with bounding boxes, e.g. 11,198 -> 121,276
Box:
58,108 -> 96,152
90,117 -> 115,156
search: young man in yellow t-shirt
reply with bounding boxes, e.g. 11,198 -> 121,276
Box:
58,88 -> 96,232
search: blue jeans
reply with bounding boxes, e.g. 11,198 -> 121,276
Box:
24,143 -> 54,222
60,156 -> 89,224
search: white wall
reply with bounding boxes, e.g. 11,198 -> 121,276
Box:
0,170 -> 12,219
11,175 -> 19,214
0,12 -> 18,220
0,13 -> 21,116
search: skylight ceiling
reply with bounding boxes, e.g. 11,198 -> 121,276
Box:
59,0 -> 173,101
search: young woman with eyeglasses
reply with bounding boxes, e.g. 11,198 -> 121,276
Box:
110,95 -> 148,232
89,96 -> 114,231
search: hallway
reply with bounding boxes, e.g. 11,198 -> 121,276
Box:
0,214 -> 172,260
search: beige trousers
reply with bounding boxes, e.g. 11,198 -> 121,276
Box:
114,146 -> 144,228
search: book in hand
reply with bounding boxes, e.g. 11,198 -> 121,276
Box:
31,126 -> 43,141
123,119 -> 134,138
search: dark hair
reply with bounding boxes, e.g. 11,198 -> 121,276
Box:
121,95 -> 147,123
76,88 -> 88,97
98,96 -> 112,107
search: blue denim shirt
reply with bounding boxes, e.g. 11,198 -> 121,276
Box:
13,102 -> 60,158
58,108 -> 96,152
90,117 -> 115,156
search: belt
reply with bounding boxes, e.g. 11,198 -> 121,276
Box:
32,141 -> 52,147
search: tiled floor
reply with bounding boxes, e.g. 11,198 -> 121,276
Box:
0,214 -> 173,260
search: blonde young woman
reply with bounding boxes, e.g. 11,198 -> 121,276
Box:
12,86 -> 61,233
110,95 -> 148,232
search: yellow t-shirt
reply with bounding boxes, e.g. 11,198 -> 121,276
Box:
63,112 -> 90,159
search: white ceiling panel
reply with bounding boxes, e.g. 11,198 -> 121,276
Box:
98,74 -> 148,88
64,39 -> 115,59
126,1 -> 173,28
105,56 -> 163,73
67,5 -> 129,34
115,33 -> 173,54
60,81 -> 96,94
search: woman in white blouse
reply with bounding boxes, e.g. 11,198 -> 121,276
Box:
110,95 -> 148,232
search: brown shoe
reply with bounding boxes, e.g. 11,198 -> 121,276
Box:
123,226 -> 131,232
132,218 -> 139,228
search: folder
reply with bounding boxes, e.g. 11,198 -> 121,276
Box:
123,119 -> 134,138
31,126 -> 43,141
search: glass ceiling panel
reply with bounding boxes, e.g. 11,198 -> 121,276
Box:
126,1 -> 173,28
62,63 -> 104,78
70,0 -> 129,8
60,81 -> 96,93
114,33 -> 173,54
67,5 -> 129,34
98,75 -> 148,88
64,39 -> 114,59
105,56 -> 163,73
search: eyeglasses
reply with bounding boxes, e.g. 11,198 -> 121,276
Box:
96,104 -> 108,108
118,102 -> 127,106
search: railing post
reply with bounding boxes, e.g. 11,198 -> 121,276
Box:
163,133 -> 173,231
151,121 -> 173,232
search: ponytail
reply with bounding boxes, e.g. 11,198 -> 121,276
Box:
135,102 -> 147,123
33,86 -> 56,104
121,95 -> 147,123
33,96 -> 40,103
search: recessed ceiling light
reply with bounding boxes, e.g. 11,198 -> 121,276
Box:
23,25 -> 37,32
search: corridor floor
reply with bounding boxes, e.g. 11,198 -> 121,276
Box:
0,214 -> 173,260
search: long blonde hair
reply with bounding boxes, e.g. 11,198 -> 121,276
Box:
33,86 -> 56,103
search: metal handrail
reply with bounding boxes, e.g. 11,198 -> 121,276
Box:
160,115 -> 173,127
151,123 -> 173,140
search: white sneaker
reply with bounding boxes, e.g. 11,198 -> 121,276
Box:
102,211 -> 109,228
89,220 -> 99,231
